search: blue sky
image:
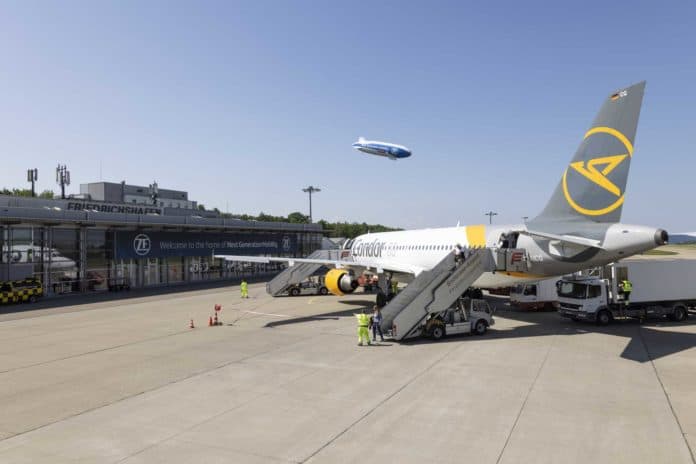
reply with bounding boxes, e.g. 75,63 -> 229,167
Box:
1,1 -> 695,230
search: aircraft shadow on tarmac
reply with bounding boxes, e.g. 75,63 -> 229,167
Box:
482,296 -> 696,363
337,299 -> 376,307
264,299 -> 377,328
266,295 -> 696,363
264,308 -> 362,328
399,307 -> 696,362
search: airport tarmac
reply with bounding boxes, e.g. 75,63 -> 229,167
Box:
1,283 -> 695,463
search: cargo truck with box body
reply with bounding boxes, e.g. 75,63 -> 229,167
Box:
557,259 -> 696,325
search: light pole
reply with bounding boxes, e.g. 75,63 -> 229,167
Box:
302,186 -> 321,223
149,181 -> 159,206
27,169 -> 38,197
56,164 -> 70,199
485,210 -> 498,224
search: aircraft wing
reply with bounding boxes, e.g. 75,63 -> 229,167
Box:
520,230 -> 604,249
213,254 -> 424,276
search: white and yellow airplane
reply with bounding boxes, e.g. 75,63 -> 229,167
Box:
217,82 -> 668,296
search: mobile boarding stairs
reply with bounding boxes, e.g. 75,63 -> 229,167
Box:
266,249 -> 343,296
381,248 -> 528,341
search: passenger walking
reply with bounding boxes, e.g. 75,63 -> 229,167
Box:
372,305 -> 385,342
453,243 -> 464,264
355,308 -> 371,346
240,279 -> 249,299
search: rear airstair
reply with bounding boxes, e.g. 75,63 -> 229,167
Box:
381,248 -> 525,340
266,249 -> 342,296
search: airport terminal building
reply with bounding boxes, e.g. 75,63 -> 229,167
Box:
0,190 -> 323,295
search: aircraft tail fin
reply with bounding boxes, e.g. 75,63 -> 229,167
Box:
532,81 -> 645,224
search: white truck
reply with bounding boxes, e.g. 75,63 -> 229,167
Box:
557,259 -> 696,325
509,278 -> 559,310
420,297 -> 495,339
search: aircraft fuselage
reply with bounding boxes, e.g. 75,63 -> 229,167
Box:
347,223 -> 667,287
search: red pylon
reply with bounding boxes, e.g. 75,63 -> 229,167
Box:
208,316 -> 213,327
189,319 -> 195,329
214,313 -> 219,326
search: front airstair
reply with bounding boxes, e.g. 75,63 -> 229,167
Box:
381,247 -> 523,340
266,249 -> 342,296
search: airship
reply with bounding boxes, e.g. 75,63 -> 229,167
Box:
352,137 -> 412,160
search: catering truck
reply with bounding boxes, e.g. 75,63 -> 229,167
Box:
557,259 -> 696,325
509,278 -> 559,310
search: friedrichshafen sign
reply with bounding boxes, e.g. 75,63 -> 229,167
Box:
66,201 -> 163,215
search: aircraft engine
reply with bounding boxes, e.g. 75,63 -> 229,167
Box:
325,268 -> 358,296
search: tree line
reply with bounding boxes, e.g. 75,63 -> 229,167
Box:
1,188 -> 55,199
210,209 -> 401,238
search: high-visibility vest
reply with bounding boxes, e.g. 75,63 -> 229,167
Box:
356,313 -> 370,327
622,280 -> 633,292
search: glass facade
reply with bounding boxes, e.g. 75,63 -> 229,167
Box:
0,224 -> 323,294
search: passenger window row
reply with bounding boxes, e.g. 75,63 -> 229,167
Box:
385,244 -> 457,251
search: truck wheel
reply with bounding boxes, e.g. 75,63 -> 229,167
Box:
431,325 -> 445,340
596,310 -> 611,326
290,288 -> 300,296
319,287 -> 328,295
474,320 -> 488,335
672,305 -> 687,322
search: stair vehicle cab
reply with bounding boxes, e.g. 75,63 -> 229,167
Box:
422,297 -> 495,340
285,278 -> 329,296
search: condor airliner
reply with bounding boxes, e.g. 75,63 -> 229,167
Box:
218,82 -> 668,296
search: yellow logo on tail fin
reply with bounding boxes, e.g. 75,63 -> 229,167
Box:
569,154 -> 628,197
562,126 -> 633,216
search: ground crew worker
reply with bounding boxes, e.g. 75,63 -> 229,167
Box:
240,279 -> 249,299
621,279 -> 632,306
390,280 -> 398,295
355,308 -> 371,346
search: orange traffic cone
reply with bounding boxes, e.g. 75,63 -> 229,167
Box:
189,319 -> 195,329
208,316 -> 213,326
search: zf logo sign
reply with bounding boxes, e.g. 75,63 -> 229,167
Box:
133,234 -> 152,256
562,126 -> 633,216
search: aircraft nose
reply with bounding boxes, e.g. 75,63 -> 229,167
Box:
654,229 -> 669,245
